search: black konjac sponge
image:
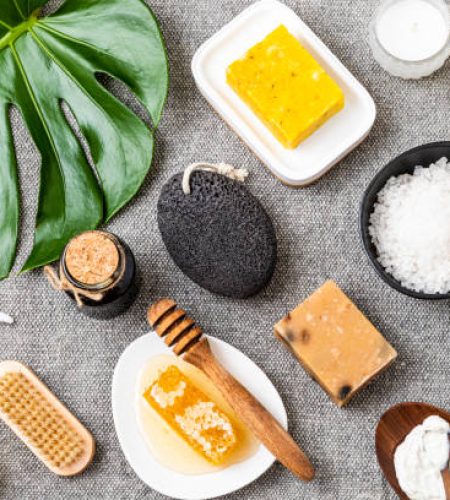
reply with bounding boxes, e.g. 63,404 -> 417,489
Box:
157,171 -> 277,298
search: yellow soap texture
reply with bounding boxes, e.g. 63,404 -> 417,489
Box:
227,25 -> 345,149
274,281 -> 397,407
143,366 -> 237,464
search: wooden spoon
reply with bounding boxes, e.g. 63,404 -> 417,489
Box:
375,402 -> 450,499
442,469 -> 450,497
148,298 -> 315,482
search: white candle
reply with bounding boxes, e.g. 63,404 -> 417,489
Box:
370,0 -> 450,78
376,0 -> 449,61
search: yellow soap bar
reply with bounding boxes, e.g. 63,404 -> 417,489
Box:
143,365 -> 237,464
274,281 -> 397,407
227,25 -> 345,149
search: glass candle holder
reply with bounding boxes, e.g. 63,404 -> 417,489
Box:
369,0 -> 450,79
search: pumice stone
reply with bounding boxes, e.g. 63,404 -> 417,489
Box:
157,170 -> 277,298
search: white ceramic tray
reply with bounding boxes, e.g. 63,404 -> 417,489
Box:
192,0 -> 376,186
112,334 -> 288,500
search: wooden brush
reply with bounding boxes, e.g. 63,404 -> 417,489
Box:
147,298 -> 315,481
0,361 -> 95,476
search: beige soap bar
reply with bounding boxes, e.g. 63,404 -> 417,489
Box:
274,281 -> 397,407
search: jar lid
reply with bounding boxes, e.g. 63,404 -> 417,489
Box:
63,231 -> 121,290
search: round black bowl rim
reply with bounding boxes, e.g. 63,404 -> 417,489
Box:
359,141 -> 450,300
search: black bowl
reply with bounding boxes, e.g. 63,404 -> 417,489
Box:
360,141 -> 450,300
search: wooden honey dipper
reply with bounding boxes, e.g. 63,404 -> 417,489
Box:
148,298 -> 315,482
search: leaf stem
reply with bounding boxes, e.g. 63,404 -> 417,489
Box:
0,14 -> 38,52
36,22 -> 116,60
12,0 -> 26,20
0,20 -> 13,30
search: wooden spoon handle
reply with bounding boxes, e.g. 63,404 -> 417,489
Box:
184,339 -> 315,481
442,469 -> 450,498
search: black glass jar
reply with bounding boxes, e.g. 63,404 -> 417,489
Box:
60,230 -> 138,320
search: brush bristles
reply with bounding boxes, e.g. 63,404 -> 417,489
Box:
0,372 -> 85,470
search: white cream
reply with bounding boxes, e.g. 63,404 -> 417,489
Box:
376,0 -> 449,62
394,416 -> 450,500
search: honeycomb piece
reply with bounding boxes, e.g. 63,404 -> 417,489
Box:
143,366 -> 237,464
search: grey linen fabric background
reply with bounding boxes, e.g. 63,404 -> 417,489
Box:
1,0 -> 450,498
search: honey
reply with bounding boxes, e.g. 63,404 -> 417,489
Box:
144,365 -> 237,464
136,355 -> 259,474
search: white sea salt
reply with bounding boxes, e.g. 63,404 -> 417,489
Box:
369,157 -> 450,294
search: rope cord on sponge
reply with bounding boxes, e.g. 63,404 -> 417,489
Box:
182,162 -> 249,195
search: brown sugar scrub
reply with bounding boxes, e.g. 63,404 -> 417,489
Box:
274,281 -> 397,407
46,230 -> 138,320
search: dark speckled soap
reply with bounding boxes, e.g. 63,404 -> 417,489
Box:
157,171 -> 277,298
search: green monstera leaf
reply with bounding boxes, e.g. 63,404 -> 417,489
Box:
0,0 -> 168,279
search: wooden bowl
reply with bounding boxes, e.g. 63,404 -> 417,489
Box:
375,402 -> 450,498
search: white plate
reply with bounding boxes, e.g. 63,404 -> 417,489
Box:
192,0 -> 376,186
112,334 -> 287,500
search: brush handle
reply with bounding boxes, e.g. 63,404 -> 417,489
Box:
184,339 -> 315,481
